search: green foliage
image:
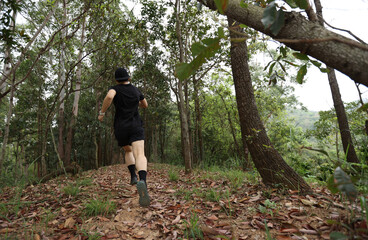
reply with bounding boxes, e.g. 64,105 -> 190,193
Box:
84,198 -> 116,216
183,211 -> 203,239
62,184 -> 81,197
261,1 -> 285,35
333,167 -> 358,201
175,31 -> 222,80
168,169 -> 179,182
214,0 -> 228,14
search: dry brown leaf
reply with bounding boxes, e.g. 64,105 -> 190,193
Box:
207,215 -> 218,221
300,199 -> 314,206
34,233 -> 41,240
200,225 -> 220,235
299,229 -> 318,235
172,215 -> 181,224
64,217 -> 76,228
0,228 -> 16,233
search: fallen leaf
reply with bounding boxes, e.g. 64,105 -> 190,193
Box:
64,217 -> 76,228
172,215 -> 181,224
299,229 -> 318,235
300,199 -> 314,206
34,233 -> 41,240
200,225 -> 220,235
0,228 -> 16,233
207,215 -> 218,221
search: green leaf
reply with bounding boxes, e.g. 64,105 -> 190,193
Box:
191,42 -> 205,57
214,0 -> 228,14
296,64 -> 307,84
175,37 -> 221,81
319,68 -> 330,73
330,231 -> 348,240
283,60 -> 297,67
239,24 -> 247,28
269,62 -> 276,76
280,46 -> 287,57
327,175 -> 338,194
278,62 -> 286,72
261,1 -> 277,29
270,9 -> 285,35
284,0 -> 298,8
240,1 -> 248,8
218,27 -> 225,38
293,52 -> 309,60
175,63 -> 193,81
294,0 -> 309,10
357,103 -> 368,112
311,60 -> 321,68
333,167 -> 358,201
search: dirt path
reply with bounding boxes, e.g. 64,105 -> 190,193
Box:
0,163 -> 361,239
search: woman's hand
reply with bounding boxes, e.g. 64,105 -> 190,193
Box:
98,115 -> 104,122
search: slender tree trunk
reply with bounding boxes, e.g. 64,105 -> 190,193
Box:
57,0 -> 68,165
0,78 -> 15,172
65,17 -> 86,166
175,0 -> 192,173
228,18 -> 311,193
218,92 -> 243,160
193,77 -> 204,165
314,0 -> 359,164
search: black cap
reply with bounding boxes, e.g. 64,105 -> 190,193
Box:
115,67 -> 130,81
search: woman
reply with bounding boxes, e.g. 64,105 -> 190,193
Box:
98,67 -> 150,207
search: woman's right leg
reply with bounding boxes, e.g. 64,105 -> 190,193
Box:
132,140 -> 150,206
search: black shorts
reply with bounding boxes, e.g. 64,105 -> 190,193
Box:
114,126 -> 145,147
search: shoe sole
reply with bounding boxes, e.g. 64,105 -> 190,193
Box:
130,178 -> 138,185
137,181 -> 150,207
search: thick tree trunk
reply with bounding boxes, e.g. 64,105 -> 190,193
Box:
197,0 -> 368,86
228,18 -> 312,193
175,0 -> 192,173
65,17 -> 86,165
313,0 -> 360,164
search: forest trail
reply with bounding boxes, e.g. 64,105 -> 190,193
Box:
0,163 -> 352,239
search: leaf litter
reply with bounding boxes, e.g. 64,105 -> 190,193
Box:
0,163 -> 366,239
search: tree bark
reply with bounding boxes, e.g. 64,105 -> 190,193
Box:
313,0 -> 360,164
228,18 -> 312,193
0,78 -> 15,172
57,0 -> 68,165
175,0 -> 192,173
197,0 -> 368,86
193,77 -> 204,165
65,17 -> 86,165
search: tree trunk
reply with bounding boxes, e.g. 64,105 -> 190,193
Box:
0,78 -> 15,172
197,0 -> 368,86
65,17 -> 86,166
228,17 -> 311,193
328,68 -> 360,163
218,91 -> 243,162
175,0 -> 192,173
57,0 -> 68,165
193,77 -> 204,165
313,0 -> 360,164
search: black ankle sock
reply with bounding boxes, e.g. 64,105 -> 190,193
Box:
128,165 -> 137,178
138,170 -> 147,185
